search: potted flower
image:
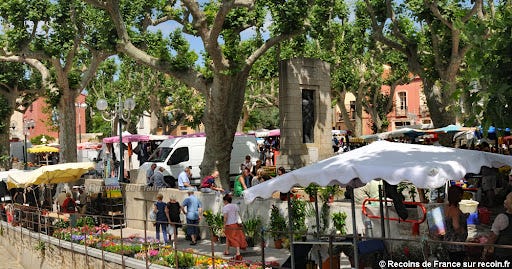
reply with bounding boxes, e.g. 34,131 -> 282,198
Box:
242,215 -> 262,247
304,184 -> 319,202
319,186 -> 340,203
203,210 -> 224,241
332,211 -> 347,235
269,205 -> 287,249
290,197 -> 308,241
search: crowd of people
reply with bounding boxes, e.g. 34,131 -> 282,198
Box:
149,190 -> 247,260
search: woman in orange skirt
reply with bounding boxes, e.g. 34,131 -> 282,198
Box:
222,194 -> 247,260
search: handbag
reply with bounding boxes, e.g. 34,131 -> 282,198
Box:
236,212 -> 243,225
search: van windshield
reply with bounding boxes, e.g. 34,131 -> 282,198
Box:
148,147 -> 172,162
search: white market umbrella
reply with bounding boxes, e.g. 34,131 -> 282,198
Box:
244,140 -> 512,203
243,140 -> 512,268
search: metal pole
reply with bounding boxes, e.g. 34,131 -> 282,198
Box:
78,110 -> 82,143
287,198 -> 295,269
351,188 -> 359,269
118,94 -> 124,182
379,184 -> 386,238
23,135 -> 27,170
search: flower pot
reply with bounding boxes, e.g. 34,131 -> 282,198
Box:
247,237 -> 255,247
274,238 -> 283,249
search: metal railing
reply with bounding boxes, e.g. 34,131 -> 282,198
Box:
1,203 -> 511,269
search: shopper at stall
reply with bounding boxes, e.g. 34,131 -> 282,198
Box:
181,188 -> 202,245
222,194 -> 247,260
444,185 -> 468,263
485,192 -> 512,260
154,193 -> 169,244
61,192 -> 77,213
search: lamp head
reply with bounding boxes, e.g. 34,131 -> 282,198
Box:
96,99 -> 108,111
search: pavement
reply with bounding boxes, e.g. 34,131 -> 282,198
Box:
109,227 -> 290,264
0,244 -> 24,269
109,227 -> 353,268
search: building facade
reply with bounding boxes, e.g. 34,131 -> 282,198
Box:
333,76 -> 432,135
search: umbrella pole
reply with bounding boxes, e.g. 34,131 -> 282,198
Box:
351,188 -> 359,269
287,197 -> 295,269
379,185 -> 386,238
314,192 -> 320,238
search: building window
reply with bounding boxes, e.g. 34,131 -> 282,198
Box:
302,89 -> 315,143
350,101 -> 356,120
395,121 -> 411,128
398,92 -> 407,110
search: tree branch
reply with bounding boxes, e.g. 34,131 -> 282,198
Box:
80,51 -> 112,90
365,0 -> 407,55
0,55 -> 52,92
425,0 -> 454,30
84,0 -> 208,93
243,32 -> 298,74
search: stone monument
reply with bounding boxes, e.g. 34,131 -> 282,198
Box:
276,58 -> 332,170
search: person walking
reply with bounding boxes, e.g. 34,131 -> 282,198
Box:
181,188 -> 202,245
154,193 -> 169,244
165,196 -> 182,243
222,194 -> 247,260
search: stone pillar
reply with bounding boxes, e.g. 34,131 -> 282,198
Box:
277,58 -> 332,170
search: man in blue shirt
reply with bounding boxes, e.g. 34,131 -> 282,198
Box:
181,188 -> 202,245
178,166 -> 194,190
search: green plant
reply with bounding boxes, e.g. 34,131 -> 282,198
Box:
34,240 -> 47,256
54,219 -> 70,229
243,214 -> 262,239
397,182 -> 417,201
203,210 -> 224,236
332,211 -> 347,235
269,204 -> 287,240
76,216 -> 95,227
304,184 -> 319,197
290,198 -> 308,239
318,186 -> 341,202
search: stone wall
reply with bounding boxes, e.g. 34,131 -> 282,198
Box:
0,221 -> 167,269
277,58 -> 332,170
122,184 -> 366,239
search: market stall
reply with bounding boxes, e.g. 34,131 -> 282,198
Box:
243,141 -> 512,269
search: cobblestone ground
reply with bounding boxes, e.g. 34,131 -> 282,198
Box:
0,244 -> 24,269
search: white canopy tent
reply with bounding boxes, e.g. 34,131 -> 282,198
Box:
244,141 -> 512,203
243,141 -> 512,268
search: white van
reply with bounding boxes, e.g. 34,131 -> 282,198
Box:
139,134 -> 259,186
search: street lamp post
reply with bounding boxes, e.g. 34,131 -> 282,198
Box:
75,102 -> 88,143
23,119 -> 35,170
96,93 -> 135,182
